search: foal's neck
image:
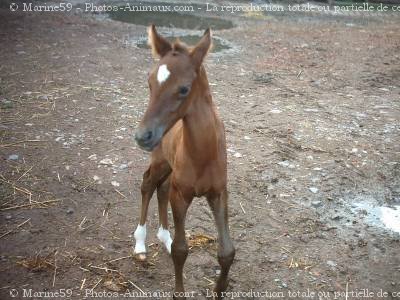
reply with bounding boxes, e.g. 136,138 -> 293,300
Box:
182,67 -> 219,162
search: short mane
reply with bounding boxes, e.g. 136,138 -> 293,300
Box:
172,40 -> 190,54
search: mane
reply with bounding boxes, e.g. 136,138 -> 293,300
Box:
171,39 -> 213,60
172,40 -> 190,55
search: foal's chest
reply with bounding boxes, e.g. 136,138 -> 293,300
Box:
174,161 -> 226,198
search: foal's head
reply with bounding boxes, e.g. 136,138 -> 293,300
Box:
135,25 -> 212,151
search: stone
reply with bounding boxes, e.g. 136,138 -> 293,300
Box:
7,154 -> 19,161
311,201 -> 322,208
99,158 -> 113,165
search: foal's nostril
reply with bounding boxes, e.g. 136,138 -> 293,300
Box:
142,130 -> 152,141
135,129 -> 153,144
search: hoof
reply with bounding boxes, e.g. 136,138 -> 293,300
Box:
172,291 -> 187,300
133,253 -> 147,261
213,294 -> 223,300
214,282 -> 229,300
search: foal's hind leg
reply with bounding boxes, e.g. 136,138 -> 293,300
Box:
207,189 -> 235,299
133,156 -> 171,260
156,177 -> 173,253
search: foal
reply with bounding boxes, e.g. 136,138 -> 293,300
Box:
134,25 -> 235,299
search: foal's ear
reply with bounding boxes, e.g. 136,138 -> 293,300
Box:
148,24 -> 172,58
190,28 -> 212,70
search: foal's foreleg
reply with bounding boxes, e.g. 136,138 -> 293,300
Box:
207,189 -> 235,299
170,184 -> 192,300
133,167 -> 157,259
134,162 -> 170,260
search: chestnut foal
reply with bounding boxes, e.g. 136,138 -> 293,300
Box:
134,25 -> 235,299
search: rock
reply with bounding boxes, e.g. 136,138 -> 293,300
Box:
99,158 -> 113,165
311,201 -> 322,208
1,100 -> 13,109
331,215 -> 342,221
278,160 -> 290,167
7,154 -> 19,161
309,187 -> 319,194
111,181 -> 120,187
270,109 -> 282,114
326,260 -> 337,268
233,152 -> 242,158
88,154 -> 97,161
119,164 -> 128,170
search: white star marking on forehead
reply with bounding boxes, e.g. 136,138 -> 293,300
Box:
157,64 -> 170,85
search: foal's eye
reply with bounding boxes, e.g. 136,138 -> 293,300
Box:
178,86 -> 190,98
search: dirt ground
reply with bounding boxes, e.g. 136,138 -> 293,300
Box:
1,1 -> 400,299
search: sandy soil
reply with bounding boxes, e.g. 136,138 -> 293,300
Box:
1,2 -> 400,299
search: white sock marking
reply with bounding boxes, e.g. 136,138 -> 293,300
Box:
157,226 -> 172,254
133,223 -> 147,254
157,64 -> 170,84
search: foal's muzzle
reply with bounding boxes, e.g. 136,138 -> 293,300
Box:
135,126 -> 163,152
